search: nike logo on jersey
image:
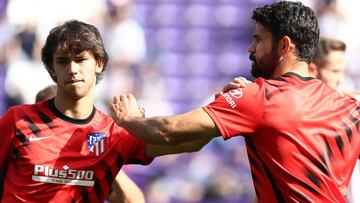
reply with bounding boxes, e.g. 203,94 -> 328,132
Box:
29,135 -> 50,142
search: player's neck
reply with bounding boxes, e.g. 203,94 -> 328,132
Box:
54,90 -> 95,120
272,59 -> 310,78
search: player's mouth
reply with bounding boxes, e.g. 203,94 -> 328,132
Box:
249,54 -> 255,62
66,79 -> 84,84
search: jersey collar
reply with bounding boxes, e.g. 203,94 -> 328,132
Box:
47,98 -> 96,125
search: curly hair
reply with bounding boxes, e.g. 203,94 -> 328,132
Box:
252,1 -> 319,63
41,20 -> 109,83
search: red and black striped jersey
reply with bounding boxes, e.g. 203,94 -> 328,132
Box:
0,99 -> 152,203
204,72 -> 360,203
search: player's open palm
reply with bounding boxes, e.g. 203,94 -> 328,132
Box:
109,94 -> 145,124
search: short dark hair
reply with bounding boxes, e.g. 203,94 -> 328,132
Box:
252,1 -> 319,63
41,20 -> 109,83
313,37 -> 346,67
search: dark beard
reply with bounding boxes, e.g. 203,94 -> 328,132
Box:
249,54 -> 261,78
249,51 -> 279,79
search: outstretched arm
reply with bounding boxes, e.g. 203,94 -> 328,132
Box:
145,137 -> 212,157
109,95 -> 219,145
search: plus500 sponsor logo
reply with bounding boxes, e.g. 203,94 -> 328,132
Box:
32,165 -> 95,186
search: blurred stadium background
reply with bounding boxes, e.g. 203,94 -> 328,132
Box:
1,0 -> 360,202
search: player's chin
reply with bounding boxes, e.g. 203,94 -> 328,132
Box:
65,89 -> 88,100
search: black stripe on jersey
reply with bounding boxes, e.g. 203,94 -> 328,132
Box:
104,153 -> 123,187
325,140 -> 333,160
293,190 -> 311,202
261,162 -> 285,203
311,153 -> 330,176
116,154 -> 123,169
305,168 -> 321,188
94,154 -> 123,200
93,162 -> 111,201
250,170 -> 259,185
0,164 -> 8,199
247,154 -> 260,186
80,187 -> 90,203
15,127 -> 28,145
343,122 -> 353,142
319,153 -> 330,175
251,174 -> 261,200
105,168 -> 114,190
320,153 -> 327,166
296,179 -> 321,196
37,110 -> 54,128
335,134 -> 344,155
246,140 -> 285,203
350,114 -> 359,128
247,150 -> 261,170
23,114 -> 41,136
93,176 -> 104,201
12,147 -> 21,159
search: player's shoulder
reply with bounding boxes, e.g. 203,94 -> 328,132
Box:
94,110 -> 134,136
7,102 -> 42,115
94,108 -> 114,123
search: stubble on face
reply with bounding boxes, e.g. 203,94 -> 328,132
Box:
250,46 -> 280,79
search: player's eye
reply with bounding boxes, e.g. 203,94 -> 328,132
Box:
75,57 -> 87,63
56,58 -> 69,65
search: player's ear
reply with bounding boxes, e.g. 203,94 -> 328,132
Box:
309,62 -> 318,78
278,35 -> 295,58
95,59 -> 104,73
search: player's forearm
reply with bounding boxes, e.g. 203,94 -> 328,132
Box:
115,116 -> 179,145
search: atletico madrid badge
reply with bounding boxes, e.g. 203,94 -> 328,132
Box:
87,132 -> 107,156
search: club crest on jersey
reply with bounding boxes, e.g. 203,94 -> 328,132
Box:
87,132 -> 107,156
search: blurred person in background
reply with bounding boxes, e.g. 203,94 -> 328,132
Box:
35,84 -> 57,102
100,0 -> 146,102
0,20 -> 210,202
310,37 -> 360,100
109,1 -> 360,202
310,37 -> 346,90
4,21 -> 54,104
0,2 -> 19,115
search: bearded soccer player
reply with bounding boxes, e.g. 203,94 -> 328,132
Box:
109,1 -> 360,202
0,20 -> 209,202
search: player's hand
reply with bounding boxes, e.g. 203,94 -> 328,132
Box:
215,77 -> 252,99
109,94 -> 145,123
